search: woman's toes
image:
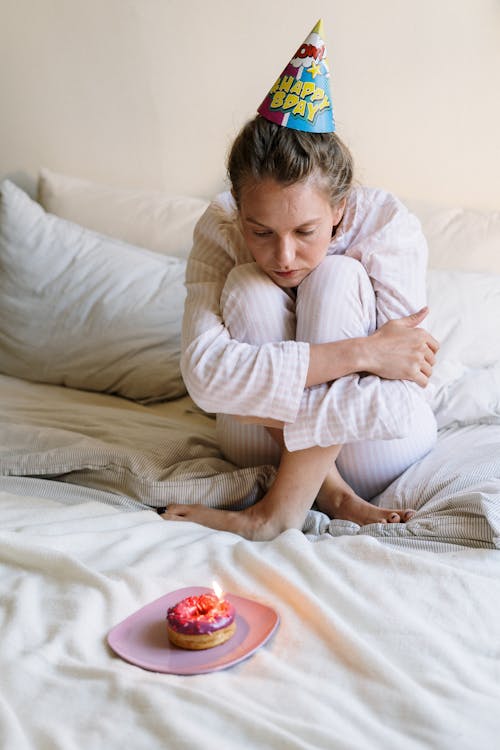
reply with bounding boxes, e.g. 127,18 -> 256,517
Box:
401,509 -> 416,522
161,504 -> 190,519
388,512 -> 400,523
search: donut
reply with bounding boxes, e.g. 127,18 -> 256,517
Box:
166,593 -> 236,650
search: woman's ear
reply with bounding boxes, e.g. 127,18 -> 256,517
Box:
230,186 -> 241,210
332,198 -> 346,227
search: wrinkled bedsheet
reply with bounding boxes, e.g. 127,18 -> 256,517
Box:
1,372 -> 500,749
1,488 -> 500,750
0,374 -> 499,550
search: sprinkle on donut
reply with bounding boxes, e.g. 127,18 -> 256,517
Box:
166,593 -> 237,649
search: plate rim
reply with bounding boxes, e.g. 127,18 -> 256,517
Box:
107,586 -> 280,675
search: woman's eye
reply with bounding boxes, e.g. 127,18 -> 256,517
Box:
253,230 -> 272,237
296,229 -> 315,236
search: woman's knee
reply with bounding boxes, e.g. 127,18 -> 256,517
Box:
296,255 -> 377,342
299,255 -> 375,305
221,262 -> 295,343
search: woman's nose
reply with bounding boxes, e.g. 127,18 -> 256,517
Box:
275,235 -> 295,267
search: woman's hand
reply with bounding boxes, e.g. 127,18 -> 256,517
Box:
307,306 -> 439,389
366,307 -> 439,387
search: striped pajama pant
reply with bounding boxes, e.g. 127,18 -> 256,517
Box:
216,255 -> 437,500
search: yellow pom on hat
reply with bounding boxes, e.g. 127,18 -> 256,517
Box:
257,19 -> 335,133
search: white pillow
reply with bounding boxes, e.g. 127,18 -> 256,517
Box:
38,167 -> 209,258
0,179 -> 187,403
425,267 -> 500,426
405,199 -> 500,274
426,268 -> 500,369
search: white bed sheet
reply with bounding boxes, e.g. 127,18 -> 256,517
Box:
1,488 -> 500,750
1,369 -> 500,749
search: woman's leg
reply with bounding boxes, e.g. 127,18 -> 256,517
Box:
164,263 -> 342,539
296,255 -> 436,522
315,405 -> 436,524
215,262 -> 293,468
164,259 -> 434,536
335,403 -> 437,500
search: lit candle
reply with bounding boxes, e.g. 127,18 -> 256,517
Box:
212,580 -> 224,601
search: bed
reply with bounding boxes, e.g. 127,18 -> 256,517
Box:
1,167 -> 500,750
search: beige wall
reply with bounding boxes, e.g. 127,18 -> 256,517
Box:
1,0 -> 499,210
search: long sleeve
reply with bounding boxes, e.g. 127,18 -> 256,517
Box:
180,194 -> 310,421
283,188 -> 429,451
344,189 -> 427,325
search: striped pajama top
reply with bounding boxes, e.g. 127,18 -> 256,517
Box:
180,185 -> 430,451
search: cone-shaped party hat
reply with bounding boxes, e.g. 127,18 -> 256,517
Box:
257,19 -> 335,133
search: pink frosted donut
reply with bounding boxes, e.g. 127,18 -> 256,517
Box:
166,593 -> 236,650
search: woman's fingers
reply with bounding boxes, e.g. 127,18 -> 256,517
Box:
426,335 -> 440,354
424,347 -> 436,366
420,361 -> 433,378
403,308 -> 440,353
403,306 -> 429,327
415,370 -> 431,387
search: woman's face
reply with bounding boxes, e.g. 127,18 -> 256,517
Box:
239,176 -> 345,288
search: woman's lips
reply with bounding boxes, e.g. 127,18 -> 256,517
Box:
274,269 -> 299,277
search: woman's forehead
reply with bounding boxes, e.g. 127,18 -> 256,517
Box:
239,176 -> 331,221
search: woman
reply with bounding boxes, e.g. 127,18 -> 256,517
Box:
161,116 -> 439,540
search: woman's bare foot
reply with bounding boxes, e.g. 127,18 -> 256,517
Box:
161,497 -> 303,542
162,442 -> 341,540
317,464 -> 415,525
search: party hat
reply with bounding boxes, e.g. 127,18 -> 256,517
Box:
257,19 -> 335,133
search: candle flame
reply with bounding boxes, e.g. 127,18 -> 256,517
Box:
212,580 -> 224,601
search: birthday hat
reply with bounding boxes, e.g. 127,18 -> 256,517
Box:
257,19 -> 335,133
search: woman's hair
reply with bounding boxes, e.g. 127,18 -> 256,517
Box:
227,115 -> 353,208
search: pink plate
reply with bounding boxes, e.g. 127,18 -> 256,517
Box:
107,586 -> 280,675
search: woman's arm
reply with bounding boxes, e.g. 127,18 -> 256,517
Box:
182,192 -> 437,438
181,196 -> 309,422
281,190 -> 437,451
307,307 -> 437,388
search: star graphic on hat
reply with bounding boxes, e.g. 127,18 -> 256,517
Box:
307,61 -> 322,78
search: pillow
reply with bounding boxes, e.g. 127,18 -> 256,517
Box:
426,268 -> 500,369
38,167 -> 209,258
425,267 -> 500,427
0,179 -> 187,403
405,198 -> 500,274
